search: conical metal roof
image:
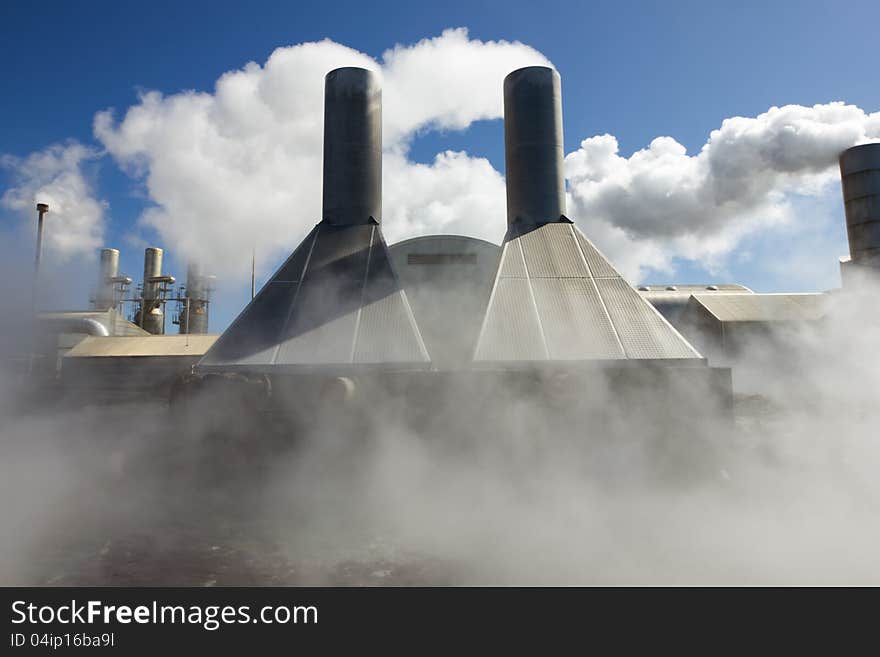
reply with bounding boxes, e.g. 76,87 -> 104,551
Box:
200,220 -> 429,370
473,220 -> 702,363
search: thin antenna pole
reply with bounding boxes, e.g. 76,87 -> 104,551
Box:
251,247 -> 256,300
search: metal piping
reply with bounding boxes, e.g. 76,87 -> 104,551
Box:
503,66 -> 566,228
95,248 -> 120,311
44,316 -> 110,337
321,67 -> 382,225
840,143 -> 880,268
180,262 -> 210,334
139,247 -> 165,334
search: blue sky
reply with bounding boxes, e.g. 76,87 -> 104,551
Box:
2,0 -> 878,331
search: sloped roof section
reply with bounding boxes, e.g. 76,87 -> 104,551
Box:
200,221 -> 430,370
67,334 -> 218,358
689,293 -> 829,322
473,221 -> 702,362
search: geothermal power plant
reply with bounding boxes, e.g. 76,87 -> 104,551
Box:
20,67 -> 880,436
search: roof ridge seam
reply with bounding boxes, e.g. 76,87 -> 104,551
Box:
568,223 -> 626,358
349,225 -> 375,363
270,223 -> 321,366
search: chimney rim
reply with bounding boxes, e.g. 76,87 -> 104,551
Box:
504,65 -> 559,84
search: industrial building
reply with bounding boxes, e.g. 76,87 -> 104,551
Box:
16,67 -> 880,428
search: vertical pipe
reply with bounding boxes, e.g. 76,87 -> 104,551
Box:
140,247 -> 163,333
34,203 -> 48,278
180,262 -> 209,334
95,248 -> 120,311
321,67 -> 382,225
503,66 -> 566,228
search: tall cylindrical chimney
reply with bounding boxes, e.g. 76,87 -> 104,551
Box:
142,247 -> 163,301
139,247 -> 164,334
840,143 -> 880,269
321,67 -> 382,225
95,248 -> 119,311
503,66 -> 566,228
180,262 -> 209,335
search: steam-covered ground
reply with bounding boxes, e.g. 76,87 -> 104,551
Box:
1,389 -> 878,586
2,281 -> 879,586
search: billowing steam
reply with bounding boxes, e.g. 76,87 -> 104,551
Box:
565,103 -> 880,280
2,271 -> 880,585
1,142 -> 107,260
3,30 -> 879,295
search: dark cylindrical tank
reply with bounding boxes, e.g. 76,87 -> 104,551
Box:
840,143 -> 880,267
180,262 -> 209,334
321,67 -> 382,225
504,66 -> 566,227
95,248 -> 119,310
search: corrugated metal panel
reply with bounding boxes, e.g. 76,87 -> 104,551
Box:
595,278 -> 700,359
270,227 -> 319,282
692,293 -> 829,322
200,221 -> 429,369
530,278 -> 624,359
353,242 -> 429,362
474,278 -> 546,361
305,224 -> 373,280
274,276 -> 362,364
200,281 -> 298,366
498,240 -> 527,277
474,222 -> 702,362
517,223 -> 589,277
574,230 -> 619,278
354,290 -> 429,363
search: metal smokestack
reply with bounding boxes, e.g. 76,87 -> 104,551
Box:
503,66 -> 566,228
139,247 -> 164,334
321,67 -> 382,225
95,248 -> 119,311
179,262 -> 210,335
840,143 -> 880,276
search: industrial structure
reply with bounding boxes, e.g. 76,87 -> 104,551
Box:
14,67 -> 879,433
839,143 -> 880,283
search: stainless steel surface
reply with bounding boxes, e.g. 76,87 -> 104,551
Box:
140,247 -> 164,334
142,247 -> 163,302
639,284 -> 754,324
840,143 -> 880,267
504,67 -> 566,227
475,67 -> 703,363
67,334 -> 218,358
180,262 -> 210,334
201,68 -> 428,370
593,278 -> 699,359
389,235 -> 500,368
95,248 -> 120,311
688,293 -> 829,322
474,222 -> 702,362
200,223 -> 430,369
322,67 -> 382,225
43,316 -> 110,337
40,311 -> 149,337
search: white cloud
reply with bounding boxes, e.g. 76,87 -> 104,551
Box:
1,142 -> 107,259
73,27 -> 880,291
94,28 -> 549,278
382,150 -> 506,245
565,103 -> 880,280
